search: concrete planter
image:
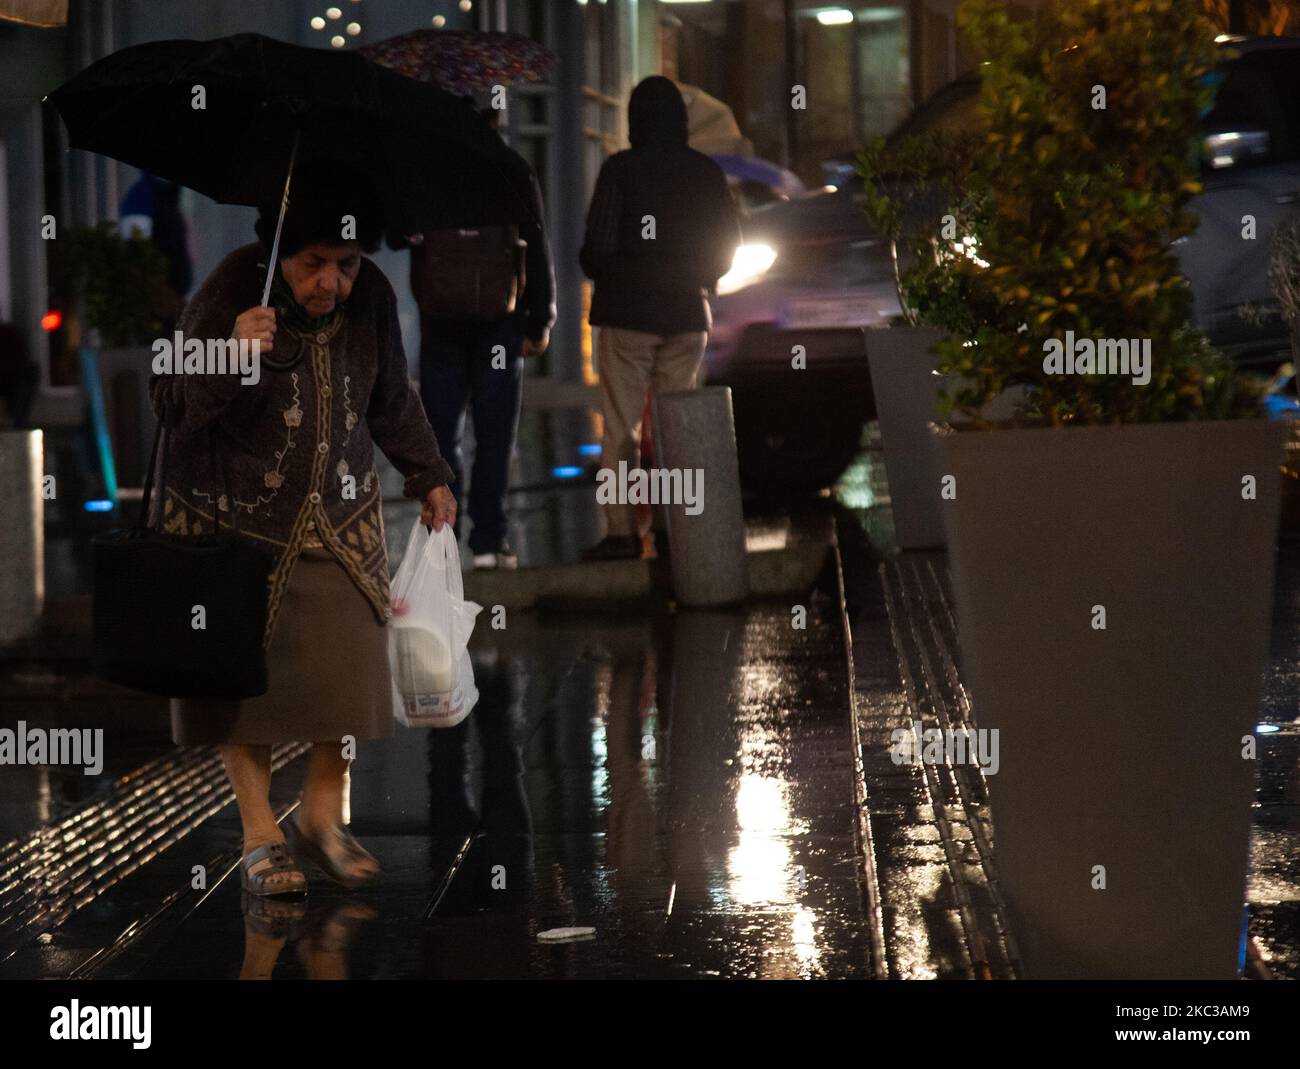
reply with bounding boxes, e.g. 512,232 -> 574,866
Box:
866,326 -> 1024,549
0,430 -> 44,648
933,418 -> 1287,978
866,325 -> 948,548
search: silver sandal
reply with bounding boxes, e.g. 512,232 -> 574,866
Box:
239,841 -> 308,897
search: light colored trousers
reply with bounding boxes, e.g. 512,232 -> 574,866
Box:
596,326 -> 708,537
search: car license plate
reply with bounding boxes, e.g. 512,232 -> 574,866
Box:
781,297 -> 882,329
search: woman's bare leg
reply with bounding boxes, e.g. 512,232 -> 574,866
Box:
298,744 -> 378,881
298,744 -> 348,830
221,743 -> 302,892
221,743 -> 277,845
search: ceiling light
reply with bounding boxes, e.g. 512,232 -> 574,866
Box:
817,9 -> 854,26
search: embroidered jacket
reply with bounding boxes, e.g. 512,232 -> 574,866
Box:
148,243 -> 453,645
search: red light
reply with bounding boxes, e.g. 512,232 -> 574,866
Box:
41,310 -> 63,331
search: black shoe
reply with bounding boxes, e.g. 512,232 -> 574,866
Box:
579,535 -> 641,562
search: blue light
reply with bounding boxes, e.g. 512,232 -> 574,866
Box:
1256,723 -> 1281,734
84,499 -> 114,512
552,466 -> 582,479
1263,394 -> 1300,419
578,443 -> 602,457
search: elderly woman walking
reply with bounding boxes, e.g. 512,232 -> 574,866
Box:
149,172 -> 456,896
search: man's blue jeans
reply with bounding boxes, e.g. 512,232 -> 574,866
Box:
418,316 -> 525,555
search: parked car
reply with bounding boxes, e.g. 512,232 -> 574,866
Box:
1183,36 -> 1300,365
708,36 -> 1300,497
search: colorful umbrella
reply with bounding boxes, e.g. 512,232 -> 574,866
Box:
360,29 -> 557,96
677,81 -> 753,157
711,154 -> 806,198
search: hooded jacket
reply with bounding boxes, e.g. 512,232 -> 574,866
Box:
580,77 -> 742,335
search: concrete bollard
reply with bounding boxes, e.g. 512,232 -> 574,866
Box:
0,430 -> 44,648
652,386 -> 749,607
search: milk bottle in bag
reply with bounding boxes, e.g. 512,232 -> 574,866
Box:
390,615 -> 461,721
387,521 -> 480,729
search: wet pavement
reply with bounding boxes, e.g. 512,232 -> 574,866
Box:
1243,544 -> 1300,981
3,408 -> 879,977
2,418 -> 1297,979
2,600 -> 876,979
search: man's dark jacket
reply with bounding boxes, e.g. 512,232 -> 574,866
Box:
580,77 -> 742,336
517,164 -> 556,342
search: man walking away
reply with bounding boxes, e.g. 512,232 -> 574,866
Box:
579,76 -> 742,562
414,104 -> 556,570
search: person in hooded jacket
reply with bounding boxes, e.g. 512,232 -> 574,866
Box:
579,76 -> 743,562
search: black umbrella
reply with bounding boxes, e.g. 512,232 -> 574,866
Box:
47,33 -> 538,304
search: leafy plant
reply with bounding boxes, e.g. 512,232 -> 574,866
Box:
1200,0 -> 1300,35
936,0 -> 1258,427
1268,216 -> 1300,360
857,129 -> 986,330
58,223 -> 170,348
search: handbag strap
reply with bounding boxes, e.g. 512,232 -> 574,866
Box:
138,392 -> 237,535
137,403 -> 167,530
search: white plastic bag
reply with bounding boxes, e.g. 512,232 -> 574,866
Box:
388,520 -> 481,728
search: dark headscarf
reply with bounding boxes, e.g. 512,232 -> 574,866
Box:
628,76 -> 689,149
254,166 -> 382,259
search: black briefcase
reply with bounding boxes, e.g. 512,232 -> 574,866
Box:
91,411 -> 273,701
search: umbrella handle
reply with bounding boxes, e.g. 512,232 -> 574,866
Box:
260,129 -> 301,308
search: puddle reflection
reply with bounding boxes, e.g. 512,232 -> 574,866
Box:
239,895 -> 377,981
220,600 -> 867,979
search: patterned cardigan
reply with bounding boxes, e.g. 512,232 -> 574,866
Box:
148,243 -> 454,645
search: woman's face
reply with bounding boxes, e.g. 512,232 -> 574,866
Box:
281,243 -> 362,317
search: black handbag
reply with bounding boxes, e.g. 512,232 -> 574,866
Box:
91,407 -> 274,700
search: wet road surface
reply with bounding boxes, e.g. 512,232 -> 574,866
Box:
3,598 -> 876,979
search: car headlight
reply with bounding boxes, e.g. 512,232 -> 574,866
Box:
717,243 -> 777,296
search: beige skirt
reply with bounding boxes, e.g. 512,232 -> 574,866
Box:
170,547 -> 395,746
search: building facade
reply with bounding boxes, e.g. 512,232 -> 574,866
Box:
1,0 -> 1026,414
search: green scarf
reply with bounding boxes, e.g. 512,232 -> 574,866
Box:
265,263 -> 345,333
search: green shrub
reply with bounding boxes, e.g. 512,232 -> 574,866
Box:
934,0 -> 1258,426
59,223 -> 170,348
857,129 -> 987,333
